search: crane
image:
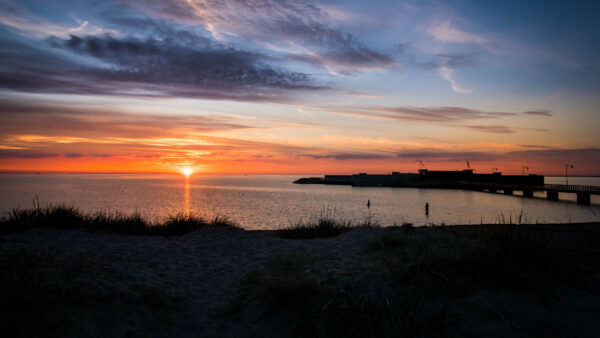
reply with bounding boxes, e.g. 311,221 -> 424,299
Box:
418,160 -> 425,169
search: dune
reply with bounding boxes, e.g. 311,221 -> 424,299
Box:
1,223 -> 599,337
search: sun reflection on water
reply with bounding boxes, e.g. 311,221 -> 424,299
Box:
183,177 -> 191,216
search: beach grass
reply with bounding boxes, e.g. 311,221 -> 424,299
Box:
0,247 -> 183,337
366,225 -> 600,297
233,252 -> 391,337
0,204 -> 237,236
275,215 -> 379,239
232,224 -> 600,337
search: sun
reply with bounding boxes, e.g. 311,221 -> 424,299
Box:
181,167 -> 194,178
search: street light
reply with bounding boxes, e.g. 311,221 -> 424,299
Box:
565,164 -> 574,185
522,166 -> 529,175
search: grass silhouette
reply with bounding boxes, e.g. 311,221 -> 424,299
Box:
1,203 -> 236,236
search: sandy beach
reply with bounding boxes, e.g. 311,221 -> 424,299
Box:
2,224 -> 600,337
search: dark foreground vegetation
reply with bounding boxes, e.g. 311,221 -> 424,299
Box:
274,216 -> 379,239
1,205 -> 599,337
234,224 -> 600,337
0,204 -> 236,236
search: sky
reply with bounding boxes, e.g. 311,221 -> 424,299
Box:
0,0 -> 599,175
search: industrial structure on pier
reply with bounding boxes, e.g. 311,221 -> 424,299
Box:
294,169 -> 598,205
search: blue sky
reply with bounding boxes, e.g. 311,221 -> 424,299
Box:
0,0 -> 599,174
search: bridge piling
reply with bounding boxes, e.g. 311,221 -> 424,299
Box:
503,189 -> 513,195
523,189 -> 534,198
547,190 -> 559,201
577,192 -> 591,205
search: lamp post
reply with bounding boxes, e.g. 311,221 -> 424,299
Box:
522,166 -> 529,176
565,164 -> 573,185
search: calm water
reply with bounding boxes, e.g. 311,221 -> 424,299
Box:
1,174 -> 599,230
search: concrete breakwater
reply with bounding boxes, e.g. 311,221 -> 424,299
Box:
294,170 -> 599,204
294,169 -> 544,188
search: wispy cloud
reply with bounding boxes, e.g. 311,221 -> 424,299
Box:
427,20 -> 486,45
438,66 -> 471,94
0,1 -> 116,38
324,105 -> 517,123
0,100 -> 256,140
522,110 -> 553,117
299,153 -> 393,160
125,0 -> 397,72
397,150 -> 496,161
347,92 -> 384,98
464,125 -> 514,134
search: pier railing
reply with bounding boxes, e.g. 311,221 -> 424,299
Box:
454,181 -> 600,194
544,184 -> 600,193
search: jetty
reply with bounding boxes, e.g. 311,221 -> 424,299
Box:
294,169 -> 599,205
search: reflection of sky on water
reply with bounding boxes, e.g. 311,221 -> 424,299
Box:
1,174 -> 599,230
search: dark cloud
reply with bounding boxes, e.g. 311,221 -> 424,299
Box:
299,153 -> 393,160
0,100 -> 256,139
377,106 -> 516,123
0,150 -> 59,159
105,16 -> 214,47
126,0 -> 396,71
520,144 -> 553,149
397,151 -> 497,161
0,150 -> 115,159
325,106 -> 554,135
326,106 -> 517,123
464,125 -> 514,134
522,110 -> 553,117
0,29 -> 325,101
507,148 -> 600,158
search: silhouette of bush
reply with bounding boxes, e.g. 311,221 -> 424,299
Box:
275,216 -> 378,239
0,205 -> 236,236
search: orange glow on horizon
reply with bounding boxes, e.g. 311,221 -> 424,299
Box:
181,167 -> 193,178
1,154 -> 596,176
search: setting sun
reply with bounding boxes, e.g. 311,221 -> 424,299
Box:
181,167 -> 193,178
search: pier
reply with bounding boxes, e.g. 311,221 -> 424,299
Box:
454,182 -> 600,205
294,170 -> 599,205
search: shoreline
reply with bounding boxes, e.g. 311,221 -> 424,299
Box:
2,222 -> 599,337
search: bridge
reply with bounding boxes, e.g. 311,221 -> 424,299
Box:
455,182 -> 600,205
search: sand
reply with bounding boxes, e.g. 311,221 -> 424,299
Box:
1,225 -> 599,337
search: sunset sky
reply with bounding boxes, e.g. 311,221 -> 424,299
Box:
0,0 -> 599,175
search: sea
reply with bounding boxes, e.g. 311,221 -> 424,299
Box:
1,174 -> 599,230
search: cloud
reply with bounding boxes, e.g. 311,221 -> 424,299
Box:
427,20 -> 486,44
411,53 -> 478,70
323,105 -> 551,135
464,125 -> 514,134
0,1 -> 116,39
506,148 -> 600,158
522,110 -> 553,117
519,144 -> 553,149
0,100 -> 256,140
326,106 -> 517,123
0,150 -> 59,159
125,0 -> 397,72
299,153 -> 393,160
347,92 -> 384,98
397,150 -> 497,161
438,66 -> 471,94
0,150 -> 115,159
0,31 -> 324,101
